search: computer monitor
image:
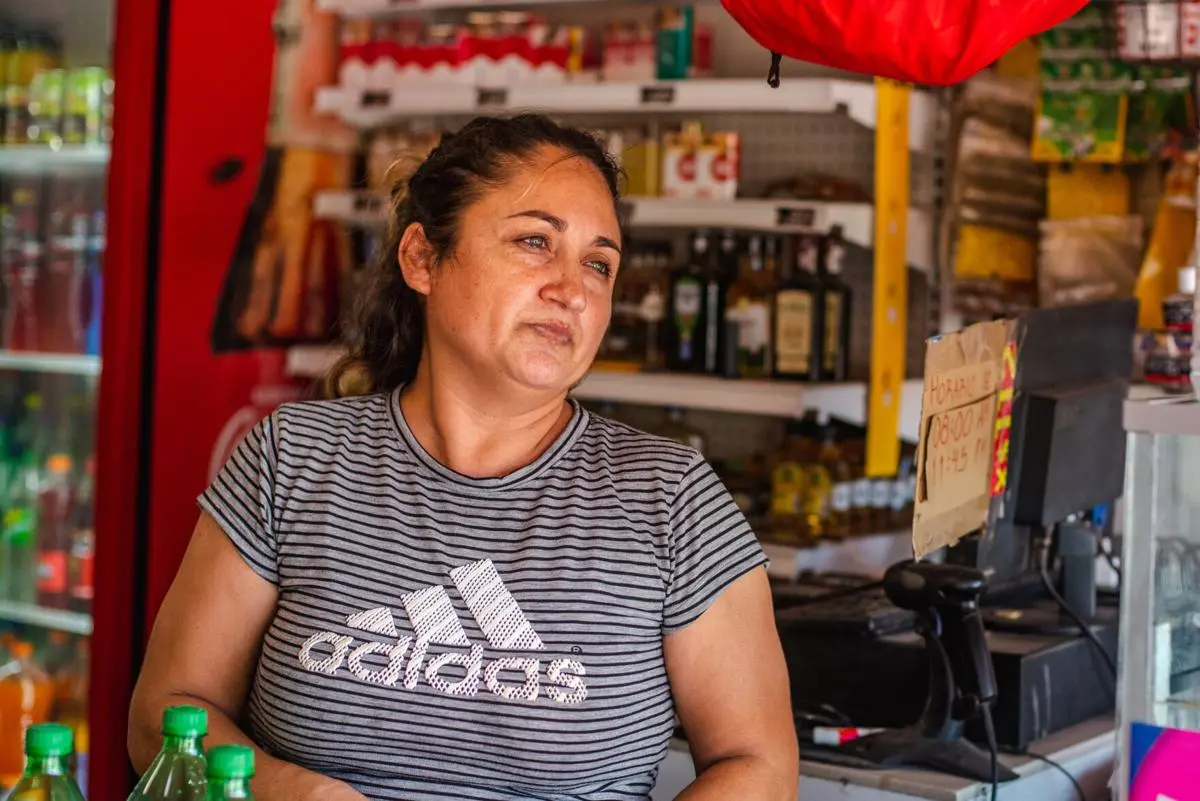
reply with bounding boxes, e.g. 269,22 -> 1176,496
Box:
944,299 -> 1138,596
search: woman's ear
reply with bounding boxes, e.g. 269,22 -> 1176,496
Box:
398,222 -> 436,296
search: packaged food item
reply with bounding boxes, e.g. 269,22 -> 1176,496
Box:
62,67 -> 112,145
655,6 -> 693,81
26,68 -> 64,145
601,22 -> 656,82
1163,265 -> 1196,334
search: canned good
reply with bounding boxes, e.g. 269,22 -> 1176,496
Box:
27,68 -> 65,145
63,67 -> 111,145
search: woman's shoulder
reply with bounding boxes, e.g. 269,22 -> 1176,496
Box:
269,391 -> 397,440
579,411 -> 704,476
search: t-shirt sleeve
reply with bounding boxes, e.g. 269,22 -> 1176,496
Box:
663,455 -> 769,633
197,414 -> 280,585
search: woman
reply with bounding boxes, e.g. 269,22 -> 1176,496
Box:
129,114 -> 798,800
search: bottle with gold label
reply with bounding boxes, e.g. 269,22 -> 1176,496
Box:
819,228 -> 851,382
772,234 -> 822,381
769,420 -> 808,540
802,423 -> 837,537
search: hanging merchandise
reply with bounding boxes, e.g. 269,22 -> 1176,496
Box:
1038,215 -> 1144,307
1134,156 -> 1199,330
718,0 -> 1086,86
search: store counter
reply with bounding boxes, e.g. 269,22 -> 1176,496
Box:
651,717 -> 1115,801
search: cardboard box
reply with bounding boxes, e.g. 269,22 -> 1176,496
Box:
911,318 -> 1017,558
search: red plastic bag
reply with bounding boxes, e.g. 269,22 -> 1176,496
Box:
722,0 -> 1088,86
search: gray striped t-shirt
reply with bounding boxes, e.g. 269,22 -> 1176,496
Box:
198,388 -> 767,800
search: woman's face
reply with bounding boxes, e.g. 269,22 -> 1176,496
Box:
420,146 -> 622,394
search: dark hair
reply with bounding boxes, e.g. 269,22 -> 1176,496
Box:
325,113 -> 623,398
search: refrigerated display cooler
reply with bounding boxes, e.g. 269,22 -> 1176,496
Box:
0,0 -> 303,795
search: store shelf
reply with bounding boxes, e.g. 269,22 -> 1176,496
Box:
1124,393 -> 1200,436
313,192 -> 935,273
0,145 -> 110,173
761,530 -> 913,581
286,343 -> 923,435
0,351 -> 101,376
314,79 -> 936,151
318,0 -> 602,14
0,601 -> 93,635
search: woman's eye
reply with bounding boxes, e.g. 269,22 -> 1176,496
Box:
520,235 -> 549,250
586,260 -> 613,278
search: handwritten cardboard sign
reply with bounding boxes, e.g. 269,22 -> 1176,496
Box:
912,318 -> 1016,558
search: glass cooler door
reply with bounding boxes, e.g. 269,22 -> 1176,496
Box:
1119,398 -> 1200,800
0,0 -> 115,793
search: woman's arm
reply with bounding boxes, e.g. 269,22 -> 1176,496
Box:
128,512 -> 365,801
665,568 -> 799,801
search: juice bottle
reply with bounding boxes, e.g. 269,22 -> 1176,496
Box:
52,637 -> 89,795
0,641 -> 56,787
35,454 -> 74,610
6,722 -> 85,801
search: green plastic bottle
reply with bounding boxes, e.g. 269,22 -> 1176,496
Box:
7,722 -> 86,801
127,706 -> 209,800
204,746 -> 254,800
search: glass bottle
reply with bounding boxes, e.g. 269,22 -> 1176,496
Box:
769,421 -> 807,541
725,234 -> 774,378
7,723 -> 86,801
205,745 -> 255,801
773,234 -> 822,381
129,706 -> 209,800
667,231 -> 711,373
818,227 -> 851,382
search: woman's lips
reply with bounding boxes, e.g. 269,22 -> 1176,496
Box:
527,321 -> 574,346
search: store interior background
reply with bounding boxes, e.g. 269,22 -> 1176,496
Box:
0,0 -> 1197,799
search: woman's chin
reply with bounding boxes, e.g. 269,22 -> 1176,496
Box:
509,353 -> 584,394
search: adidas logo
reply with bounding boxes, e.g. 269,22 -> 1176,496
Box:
297,558 -> 588,704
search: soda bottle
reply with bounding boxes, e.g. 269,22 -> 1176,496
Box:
4,452 -> 40,604
67,457 -> 94,613
205,745 -> 254,801
52,638 -> 89,795
128,706 -> 208,801
6,723 -> 86,801
35,454 -> 74,610
0,641 -> 56,786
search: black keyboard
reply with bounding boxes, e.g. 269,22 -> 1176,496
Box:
775,586 -> 916,637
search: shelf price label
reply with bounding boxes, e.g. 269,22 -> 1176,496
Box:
775,206 -> 817,230
476,88 -> 509,110
640,85 -> 676,106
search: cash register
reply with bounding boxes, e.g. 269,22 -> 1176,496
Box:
777,300 -> 1135,777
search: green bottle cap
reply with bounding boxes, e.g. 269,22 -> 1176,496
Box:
25,723 -> 74,757
206,745 -> 254,781
162,705 -> 208,737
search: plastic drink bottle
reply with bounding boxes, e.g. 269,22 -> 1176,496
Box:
0,641 -> 55,786
204,745 -> 254,800
6,722 -> 86,800
127,706 -> 209,801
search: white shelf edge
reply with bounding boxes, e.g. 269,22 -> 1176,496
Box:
762,529 -> 914,581
287,343 -> 923,438
1124,393 -> 1200,436
0,351 -> 101,376
318,0 -> 609,14
314,192 -> 934,274
0,145 -> 111,172
314,79 -> 935,151
0,601 -> 93,635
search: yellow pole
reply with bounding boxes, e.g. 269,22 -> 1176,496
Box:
867,79 -> 910,477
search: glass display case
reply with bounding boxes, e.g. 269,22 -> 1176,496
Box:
1118,395 -> 1200,800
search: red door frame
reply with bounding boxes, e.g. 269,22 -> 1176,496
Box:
90,0 -> 166,794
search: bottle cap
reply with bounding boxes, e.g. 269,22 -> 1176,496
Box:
11,641 -> 32,660
163,705 -> 208,738
207,745 -> 255,781
1179,266 -> 1196,295
47,454 -> 72,474
25,723 -> 74,757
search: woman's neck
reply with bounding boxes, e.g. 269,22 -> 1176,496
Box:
399,366 -> 574,479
